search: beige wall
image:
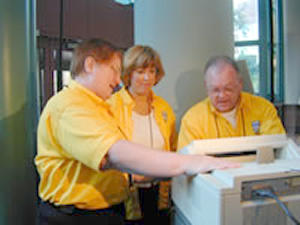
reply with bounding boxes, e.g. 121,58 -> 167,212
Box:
134,0 -> 234,127
283,0 -> 300,104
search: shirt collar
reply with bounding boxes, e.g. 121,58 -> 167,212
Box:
69,79 -> 110,108
120,87 -> 135,105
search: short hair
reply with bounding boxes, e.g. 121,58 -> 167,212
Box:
204,55 -> 241,81
70,39 -> 121,78
122,45 -> 165,87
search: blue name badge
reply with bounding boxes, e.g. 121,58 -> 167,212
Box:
251,120 -> 260,134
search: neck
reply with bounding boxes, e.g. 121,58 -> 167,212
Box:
75,74 -> 92,89
128,87 -> 152,115
75,74 -> 103,99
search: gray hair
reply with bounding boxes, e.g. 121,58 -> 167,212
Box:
204,55 -> 241,81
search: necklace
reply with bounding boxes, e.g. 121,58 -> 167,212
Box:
148,111 -> 154,148
128,88 -> 152,115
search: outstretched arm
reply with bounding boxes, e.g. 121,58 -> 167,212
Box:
104,140 -> 239,177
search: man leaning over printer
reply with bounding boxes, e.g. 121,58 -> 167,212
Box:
178,55 -> 286,149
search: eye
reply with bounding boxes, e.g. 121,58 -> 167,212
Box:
212,88 -> 219,93
225,86 -> 235,93
135,68 -> 144,74
150,68 -> 156,74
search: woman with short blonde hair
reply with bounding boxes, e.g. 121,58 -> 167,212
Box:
108,45 -> 175,225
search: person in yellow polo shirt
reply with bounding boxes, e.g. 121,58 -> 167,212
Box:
178,55 -> 286,149
35,40 -> 239,225
108,45 -> 176,225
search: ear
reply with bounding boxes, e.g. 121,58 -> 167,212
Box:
84,56 -> 96,73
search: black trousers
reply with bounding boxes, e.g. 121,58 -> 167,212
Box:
139,185 -> 160,225
36,200 -> 125,225
126,184 -> 170,225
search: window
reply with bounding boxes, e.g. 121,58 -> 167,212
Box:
114,0 -> 134,5
53,70 -> 72,93
233,0 -> 283,103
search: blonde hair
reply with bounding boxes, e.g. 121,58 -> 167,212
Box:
122,45 -> 165,87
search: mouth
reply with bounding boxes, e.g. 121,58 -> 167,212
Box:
217,102 -> 231,108
142,83 -> 152,87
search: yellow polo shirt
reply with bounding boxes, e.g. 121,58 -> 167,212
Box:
107,87 -> 176,218
35,80 -> 128,210
178,92 -> 286,149
108,87 -> 177,151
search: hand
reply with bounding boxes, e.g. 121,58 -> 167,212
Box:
183,154 -> 240,176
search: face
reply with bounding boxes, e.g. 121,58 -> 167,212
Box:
205,64 -> 242,112
129,66 -> 156,96
90,54 -> 121,100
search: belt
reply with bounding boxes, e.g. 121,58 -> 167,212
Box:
41,200 -> 124,216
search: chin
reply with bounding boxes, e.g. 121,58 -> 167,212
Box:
216,105 -> 232,113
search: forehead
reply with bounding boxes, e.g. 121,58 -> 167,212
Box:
135,64 -> 156,70
135,60 -> 156,70
206,64 -> 239,87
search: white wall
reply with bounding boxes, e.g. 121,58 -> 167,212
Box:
134,0 -> 234,127
283,0 -> 300,104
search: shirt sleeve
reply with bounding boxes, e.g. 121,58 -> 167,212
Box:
260,102 -> 286,135
54,106 -> 124,171
177,113 -> 203,150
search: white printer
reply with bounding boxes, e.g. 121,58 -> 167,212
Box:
172,134 -> 300,225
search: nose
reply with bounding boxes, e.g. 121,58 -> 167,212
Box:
144,73 -> 149,81
218,91 -> 225,98
217,90 -> 227,98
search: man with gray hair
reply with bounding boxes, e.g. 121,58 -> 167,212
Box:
177,55 -> 285,149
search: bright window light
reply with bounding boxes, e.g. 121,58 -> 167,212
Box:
114,0 -> 134,5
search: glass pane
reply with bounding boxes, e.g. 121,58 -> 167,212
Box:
234,46 -> 260,93
53,70 -> 58,93
53,70 -> 72,93
272,0 -> 277,44
271,0 -> 283,102
233,0 -> 259,41
63,71 -> 72,86
273,45 -> 280,99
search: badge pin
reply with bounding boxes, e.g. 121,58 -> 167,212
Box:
162,111 -> 168,122
251,120 -> 260,134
